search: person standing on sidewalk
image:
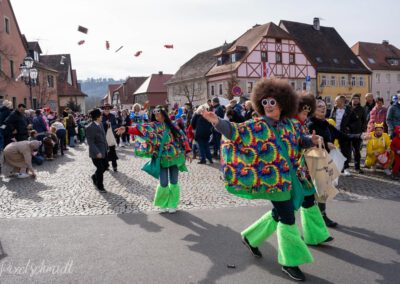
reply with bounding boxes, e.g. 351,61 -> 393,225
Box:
211,97 -> 225,158
201,79 -> 321,281
101,104 -> 118,171
86,109 -> 108,193
191,104 -> 213,165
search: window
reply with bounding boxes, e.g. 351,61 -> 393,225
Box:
376,91 -> 380,97
276,38 -> 282,44
368,58 -> 376,64
350,59 -> 356,64
359,76 -> 364,87
47,75 -> 54,88
210,85 -> 215,96
387,59 -> 399,66
290,81 -> 296,89
316,57 -> 323,63
23,98 -> 27,107
0,55 -> 2,72
4,17 -> 10,34
276,52 -> 282,63
333,58 -> 339,64
376,73 -> 381,83
34,51 -> 39,62
330,76 -> 336,86
247,82 -> 253,93
261,51 -> 267,62
0,96 -> 3,106
218,84 -> 223,95
12,97 -> 16,109
289,53 -> 295,64
231,53 -> 243,63
321,75 -> 327,87
33,98 -> 37,110
386,73 -> 391,83
351,76 -> 356,86
340,76 -> 346,86
10,60 -> 14,78
302,82 -> 307,91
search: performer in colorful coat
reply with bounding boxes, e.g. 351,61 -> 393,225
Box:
118,105 -> 191,214
295,94 -> 334,246
201,79 -> 321,281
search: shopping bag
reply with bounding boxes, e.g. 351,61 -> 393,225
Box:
142,156 -> 161,179
106,128 -> 117,146
329,149 -> 346,172
304,141 -> 340,201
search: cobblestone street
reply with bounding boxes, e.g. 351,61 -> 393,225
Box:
0,144 -> 399,218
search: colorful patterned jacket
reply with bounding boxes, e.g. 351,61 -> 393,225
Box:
215,117 -> 312,201
128,122 -> 190,170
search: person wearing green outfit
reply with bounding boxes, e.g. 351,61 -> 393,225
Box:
201,79 -> 321,281
117,105 -> 191,214
295,94 -> 334,246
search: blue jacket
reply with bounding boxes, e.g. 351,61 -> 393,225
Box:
33,115 -> 47,133
387,103 -> 400,134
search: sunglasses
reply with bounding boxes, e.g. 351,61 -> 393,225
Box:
261,98 -> 277,107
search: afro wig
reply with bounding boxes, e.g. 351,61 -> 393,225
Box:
251,78 -> 298,119
297,93 -> 316,116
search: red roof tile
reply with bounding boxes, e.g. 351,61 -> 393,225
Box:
352,41 -> 400,71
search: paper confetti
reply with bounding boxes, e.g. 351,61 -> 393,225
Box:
77,26 -> 88,34
78,40 -> 85,45
164,44 -> 174,49
134,51 -> 142,57
115,46 -> 124,53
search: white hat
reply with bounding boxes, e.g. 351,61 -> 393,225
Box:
2,100 -> 12,109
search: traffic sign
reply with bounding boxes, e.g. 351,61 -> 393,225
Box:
232,86 -> 242,96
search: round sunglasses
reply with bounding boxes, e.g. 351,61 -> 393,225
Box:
261,98 -> 277,107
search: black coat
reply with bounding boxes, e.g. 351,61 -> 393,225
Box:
0,106 -> 11,125
352,105 -> 367,132
330,106 -> 360,134
214,104 -> 225,119
4,110 -> 28,142
308,117 -> 361,152
191,113 -> 213,140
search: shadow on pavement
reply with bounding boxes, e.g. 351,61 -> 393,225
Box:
315,245 -> 400,284
335,225 -> 400,255
1,179 -> 51,202
99,192 -> 163,233
0,241 -> 7,261
162,211 -> 333,284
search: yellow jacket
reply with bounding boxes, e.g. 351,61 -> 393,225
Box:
366,132 -> 391,156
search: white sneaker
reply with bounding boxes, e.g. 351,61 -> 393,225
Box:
120,144 -> 125,148
384,169 -> 392,176
343,169 -> 351,176
17,173 -> 30,179
125,142 -> 130,146
168,208 -> 177,214
159,208 -> 168,213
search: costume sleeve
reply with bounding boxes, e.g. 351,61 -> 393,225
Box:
384,134 -> 391,149
127,126 -> 143,136
214,118 -> 235,140
366,137 -> 373,154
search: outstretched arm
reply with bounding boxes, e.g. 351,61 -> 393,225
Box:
201,111 -> 234,140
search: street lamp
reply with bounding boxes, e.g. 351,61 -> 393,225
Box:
19,56 -> 38,109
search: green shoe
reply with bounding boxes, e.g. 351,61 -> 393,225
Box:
168,183 -> 180,209
277,223 -> 314,267
153,185 -> 169,208
241,211 -> 278,248
301,205 -> 331,245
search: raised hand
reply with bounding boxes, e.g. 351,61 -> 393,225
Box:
311,130 -> 321,146
201,111 -> 219,125
115,127 -> 125,136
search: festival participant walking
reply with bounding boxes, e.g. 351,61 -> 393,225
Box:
294,94 -> 334,244
308,99 -> 367,227
86,109 -> 108,193
201,79 -> 320,281
102,104 -> 118,171
118,105 -> 191,214
191,104 -> 213,165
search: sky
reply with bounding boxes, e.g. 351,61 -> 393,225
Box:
11,0 -> 400,80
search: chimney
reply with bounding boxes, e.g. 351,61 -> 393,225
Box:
253,24 -> 261,28
313,17 -> 320,31
158,71 -> 163,75
382,40 -> 389,45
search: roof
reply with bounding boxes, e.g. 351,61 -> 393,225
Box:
108,84 -> 121,94
27,41 -> 43,54
167,46 -> 221,84
33,61 -> 58,73
120,76 -> 147,104
134,73 -> 173,95
40,54 -> 72,82
352,41 -> 400,71
280,20 -> 371,74
207,22 -> 292,77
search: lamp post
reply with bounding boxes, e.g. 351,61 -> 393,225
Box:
19,56 -> 38,109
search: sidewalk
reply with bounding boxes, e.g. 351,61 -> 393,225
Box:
0,198 -> 399,283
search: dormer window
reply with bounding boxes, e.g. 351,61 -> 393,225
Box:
316,57 -> 323,63
333,58 -> 339,64
217,55 -> 229,66
34,51 -> 39,62
387,58 -> 399,66
368,58 -> 376,64
350,59 -> 356,64
231,53 -> 243,63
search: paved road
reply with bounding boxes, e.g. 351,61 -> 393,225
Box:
0,144 -> 399,218
0,199 -> 399,284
